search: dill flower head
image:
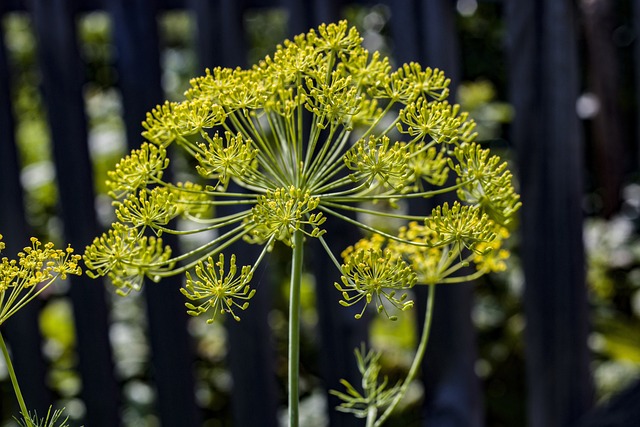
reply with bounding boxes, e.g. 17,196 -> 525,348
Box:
0,235 -> 81,325
84,20 -> 520,321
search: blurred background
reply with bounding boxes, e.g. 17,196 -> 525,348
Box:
0,0 -> 639,426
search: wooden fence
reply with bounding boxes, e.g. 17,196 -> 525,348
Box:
0,0 -> 638,426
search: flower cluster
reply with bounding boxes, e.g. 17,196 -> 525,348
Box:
335,246 -> 416,320
84,20 -> 519,323
0,234 -> 81,325
181,253 -> 255,322
341,206 -> 510,291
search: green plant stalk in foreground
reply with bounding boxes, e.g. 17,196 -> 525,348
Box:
83,21 -> 520,425
0,332 -> 30,425
374,283 -> 435,427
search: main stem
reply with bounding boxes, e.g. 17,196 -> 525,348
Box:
288,230 -> 304,427
0,331 -> 33,426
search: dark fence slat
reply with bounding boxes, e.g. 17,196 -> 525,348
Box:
581,0 -> 625,217
191,4 -> 280,426
420,0 -> 461,83
387,1 -> 484,426
28,0 -> 120,425
190,0 -> 246,69
579,379 -> 640,427
506,1 -> 594,426
220,197 -> 279,427
383,0 -> 421,65
634,0 -> 640,172
105,0 -> 201,425
310,0 -> 341,26
312,221 -> 369,427
280,0 -> 312,37
0,21 -> 51,420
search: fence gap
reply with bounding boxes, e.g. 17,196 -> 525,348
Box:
28,0 -> 120,425
105,0 -> 201,425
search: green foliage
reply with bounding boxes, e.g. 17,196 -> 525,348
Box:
330,345 -> 401,419
456,80 -> 513,141
15,406 -> 70,427
584,206 -> 640,399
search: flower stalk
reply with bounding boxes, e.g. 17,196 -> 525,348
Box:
288,230 -> 304,426
0,331 -> 31,426
374,283 -> 435,427
0,234 -> 80,426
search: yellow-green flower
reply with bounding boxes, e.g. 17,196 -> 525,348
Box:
84,20 -> 520,323
181,253 -> 255,322
335,246 -> 416,320
0,235 -> 81,325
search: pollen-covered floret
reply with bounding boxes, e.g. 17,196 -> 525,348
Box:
426,201 -> 497,253
335,246 -> 416,320
195,131 -> 259,190
246,187 -> 326,246
181,253 -> 255,322
83,223 -> 172,295
0,236 -> 81,325
106,143 -> 169,199
397,99 -> 477,145
344,136 -> 412,190
450,143 -> 522,225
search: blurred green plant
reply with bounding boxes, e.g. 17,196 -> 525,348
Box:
15,408 -> 69,427
2,14 -> 57,234
584,186 -> 640,399
457,79 -> 513,141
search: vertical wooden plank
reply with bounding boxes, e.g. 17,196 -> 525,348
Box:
506,1 -> 594,426
420,0 -> 461,82
28,1 -> 120,425
387,1 -> 483,425
634,0 -> 640,172
578,379 -> 640,426
384,0 -> 421,65
215,190 -> 280,427
388,0 -> 483,427
188,3 -> 279,426
105,0 -> 200,425
189,0 -> 246,69
581,0 -> 625,217
417,2 -> 483,426
310,0 -> 341,26
279,0 -> 311,37
0,16 -> 50,419
312,221 -> 369,427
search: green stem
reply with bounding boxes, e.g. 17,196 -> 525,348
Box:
365,405 -> 377,427
373,284 -> 436,427
0,331 -> 32,426
288,230 -> 304,427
